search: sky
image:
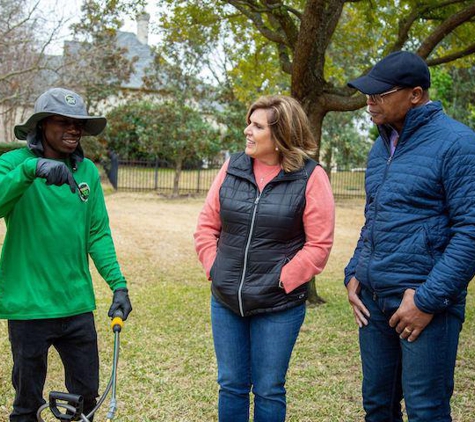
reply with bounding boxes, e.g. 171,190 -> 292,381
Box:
37,0 -> 161,54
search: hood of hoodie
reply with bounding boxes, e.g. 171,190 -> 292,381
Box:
27,127 -> 85,171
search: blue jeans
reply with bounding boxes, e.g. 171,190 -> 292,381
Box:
211,296 -> 305,422
359,287 -> 462,422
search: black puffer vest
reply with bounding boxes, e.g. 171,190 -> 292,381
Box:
210,152 -> 318,316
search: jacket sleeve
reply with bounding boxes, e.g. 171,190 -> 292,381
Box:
343,200 -> 370,286
279,166 -> 335,293
193,160 -> 229,279
87,168 -> 127,291
342,137 -> 384,287
0,155 -> 38,218
415,133 -> 475,314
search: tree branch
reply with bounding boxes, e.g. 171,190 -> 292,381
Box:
417,3 -> 475,59
225,0 -> 288,45
348,1 -> 475,91
392,0 -> 470,53
0,65 -> 48,83
281,5 -> 302,20
277,43 -> 292,74
426,41 -> 475,65
292,0 -> 346,99
245,1 -> 303,19
263,0 -> 300,48
1,0 -> 39,37
323,92 -> 366,112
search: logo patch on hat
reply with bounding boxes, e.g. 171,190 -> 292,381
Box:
65,94 -> 77,106
77,182 -> 90,202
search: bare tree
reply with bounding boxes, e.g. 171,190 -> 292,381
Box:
56,0 -> 145,113
0,0 -> 66,142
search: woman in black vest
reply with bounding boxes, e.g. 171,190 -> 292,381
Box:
195,95 -> 335,422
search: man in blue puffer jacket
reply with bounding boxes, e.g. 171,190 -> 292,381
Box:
345,51 -> 475,422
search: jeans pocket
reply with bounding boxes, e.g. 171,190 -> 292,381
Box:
381,294 -> 403,316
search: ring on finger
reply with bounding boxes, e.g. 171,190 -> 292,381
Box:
403,327 -> 412,334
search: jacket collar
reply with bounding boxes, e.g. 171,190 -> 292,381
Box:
378,101 -> 443,145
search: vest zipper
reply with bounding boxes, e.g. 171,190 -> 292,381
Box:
238,193 -> 261,316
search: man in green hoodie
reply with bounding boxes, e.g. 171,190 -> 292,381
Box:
1,87 -> 132,421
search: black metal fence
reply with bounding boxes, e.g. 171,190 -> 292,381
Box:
114,159 -> 366,199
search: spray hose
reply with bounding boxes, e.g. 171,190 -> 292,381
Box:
36,311 -> 124,422
105,312 -> 123,422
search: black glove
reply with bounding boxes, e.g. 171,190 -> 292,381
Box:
108,288 -> 132,321
36,158 -> 76,193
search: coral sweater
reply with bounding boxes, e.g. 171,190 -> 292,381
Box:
194,158 -> 335,293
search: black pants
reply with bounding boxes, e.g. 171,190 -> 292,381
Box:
8,312 -> 99,422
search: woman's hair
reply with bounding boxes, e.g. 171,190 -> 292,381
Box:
246,95 -> 317,172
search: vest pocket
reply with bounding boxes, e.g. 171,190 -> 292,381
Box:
278,256 -> 291,292
209,259 -> 216,281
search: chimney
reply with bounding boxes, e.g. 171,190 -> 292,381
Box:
136,12 -> 150,45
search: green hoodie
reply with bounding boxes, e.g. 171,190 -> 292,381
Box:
0,148 -> 126,320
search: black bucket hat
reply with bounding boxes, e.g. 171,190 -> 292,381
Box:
14,87 -> 107,140
348,51 -> 431,95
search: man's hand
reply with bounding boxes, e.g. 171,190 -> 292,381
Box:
389,288 -> 433,342
108,288 -> 132,321
36,159 -> 76,193
346,277 -> 370,328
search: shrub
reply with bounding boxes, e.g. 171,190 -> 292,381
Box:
0,142 -> 26,155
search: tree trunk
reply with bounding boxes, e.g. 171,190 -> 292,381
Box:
304,105 -> 328,305
300,99 -> 326,161
173,157 -> 183,197
322,143 -> 333,181
306,277 -> 326,307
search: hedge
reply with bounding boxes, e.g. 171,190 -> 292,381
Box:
0,142 -> 26,155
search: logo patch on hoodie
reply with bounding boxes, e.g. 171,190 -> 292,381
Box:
77,182 -> 90,202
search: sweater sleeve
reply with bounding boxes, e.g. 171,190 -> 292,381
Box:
194,160 -> 229,279
0,155 -> 38,218
280,165 -> 335,293
88,168 -> 127,291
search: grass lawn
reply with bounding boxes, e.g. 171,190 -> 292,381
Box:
0,193 -> 474,421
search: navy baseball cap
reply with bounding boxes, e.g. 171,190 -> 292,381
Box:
348,51 -> 431,95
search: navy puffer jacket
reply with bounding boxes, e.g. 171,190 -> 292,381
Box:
345,101 -> 475,321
